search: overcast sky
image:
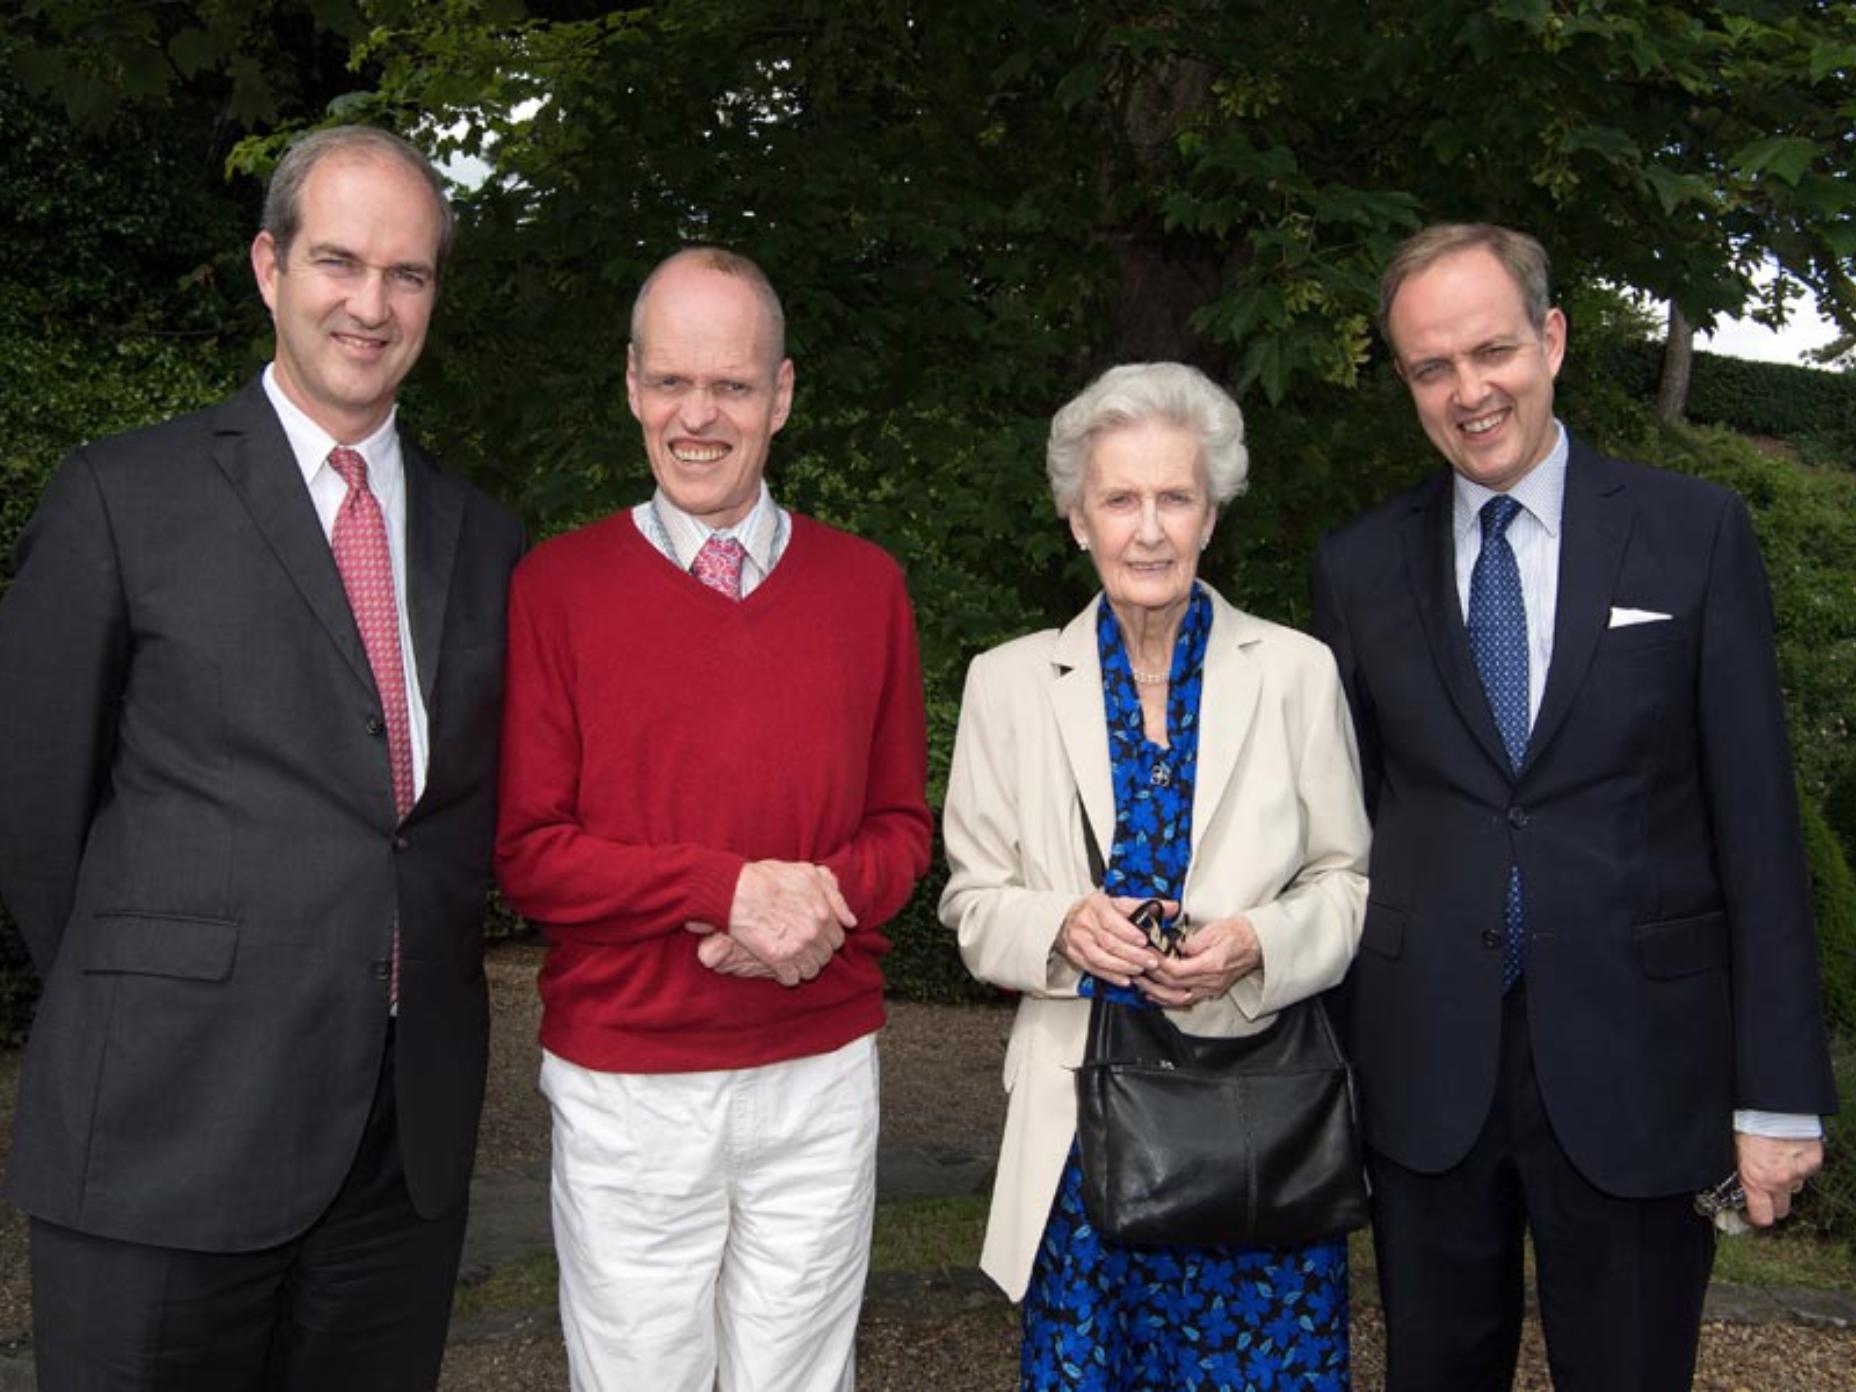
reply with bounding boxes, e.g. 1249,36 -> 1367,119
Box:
1699,300 -> 1841,366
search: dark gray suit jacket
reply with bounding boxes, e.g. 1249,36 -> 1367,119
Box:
0,377 -> 524,1251
1311,434 -> 1836,1198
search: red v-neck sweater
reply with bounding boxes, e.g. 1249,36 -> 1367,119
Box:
495,511 -> 931,1073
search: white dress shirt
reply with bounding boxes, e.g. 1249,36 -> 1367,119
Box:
262,365 -> 429,800
1451,419 -> 1816,1144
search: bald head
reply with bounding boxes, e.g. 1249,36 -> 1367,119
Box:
629,247 -> 786,371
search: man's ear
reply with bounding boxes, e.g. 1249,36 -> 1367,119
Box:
251,231 -> 282,312
771,358 -> 795,433
1542,306 -> 1568,378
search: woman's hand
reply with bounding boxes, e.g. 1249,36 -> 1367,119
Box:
1137,915 -> 1261,1008
1054,893 -> 1176,987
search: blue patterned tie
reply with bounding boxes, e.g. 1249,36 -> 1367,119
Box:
1467,495 -> 1528,990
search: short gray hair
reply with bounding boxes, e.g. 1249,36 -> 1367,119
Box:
263,125 -> 456,275
1046,362 -> 1248,515
630,246 -> 787,367
1379,223 -> 1551,352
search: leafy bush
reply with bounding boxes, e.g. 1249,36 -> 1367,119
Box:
1824,765 -> 1856,871
882,828 -> 999,1006
1803,796 -> 1856,1040
1798,1031 -> 1856,1249
0,904 -> 35,1047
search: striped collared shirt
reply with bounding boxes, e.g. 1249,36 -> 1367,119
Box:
631,483 -> 790,597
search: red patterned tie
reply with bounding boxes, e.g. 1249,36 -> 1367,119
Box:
329,447 -> 413,1006
691,535 -> 746,600
328,448 -> 416,816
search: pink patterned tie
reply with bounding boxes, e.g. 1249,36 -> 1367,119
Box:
328,448 -> 416,817
329,447 -> 413,1007
691,535 -> 746,600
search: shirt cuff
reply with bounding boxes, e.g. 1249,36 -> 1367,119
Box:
1733,1109 -> 1823,1140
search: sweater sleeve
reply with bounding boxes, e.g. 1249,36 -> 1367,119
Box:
817,569 -> 932,928
494,562 -> 745,940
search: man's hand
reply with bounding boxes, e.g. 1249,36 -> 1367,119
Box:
724,860 -> 856,986
1735,1132 -> 1824,1227
685,923 -> 778,979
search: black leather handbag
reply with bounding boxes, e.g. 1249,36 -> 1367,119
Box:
1072,800 -> 1369,1248
1075,989 -> 1369,1248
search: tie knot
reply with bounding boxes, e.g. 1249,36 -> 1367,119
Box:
1480,494 -> 1522,541
691,535 -> 747,599
328,447 -> 369,492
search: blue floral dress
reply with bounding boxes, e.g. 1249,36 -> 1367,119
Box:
1019,586 -> 1350,1392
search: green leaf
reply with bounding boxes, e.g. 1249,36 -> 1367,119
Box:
1732,135 -> 1820,186
166,28 -> 220,81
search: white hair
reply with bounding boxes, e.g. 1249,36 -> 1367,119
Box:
1046,362 -> 1249,515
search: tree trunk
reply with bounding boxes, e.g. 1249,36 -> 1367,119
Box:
1096,48 -> 1232,378
1654,302 -> 1694,424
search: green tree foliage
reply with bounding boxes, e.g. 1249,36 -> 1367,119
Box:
5,2 -> 1856,1016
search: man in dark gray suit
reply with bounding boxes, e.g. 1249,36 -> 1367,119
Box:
0,125 -> 523,1388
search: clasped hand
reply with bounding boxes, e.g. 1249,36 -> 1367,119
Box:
684,859 -> 856,987
1054,891 -> 1260,1007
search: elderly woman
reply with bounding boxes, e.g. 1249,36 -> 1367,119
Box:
940,362 -> 1371,1389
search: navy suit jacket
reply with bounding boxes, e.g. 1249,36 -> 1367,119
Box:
1311,432 -> 1835,1197
0,377 -> 524,1250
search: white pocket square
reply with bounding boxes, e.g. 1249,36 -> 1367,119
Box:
1608,606 -> 1672,628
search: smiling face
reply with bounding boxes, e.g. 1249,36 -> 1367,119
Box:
250,152 -> 444,443
1070,419 -> 1216,622
626,261 -> 794,529
1387,245 -> 1567,493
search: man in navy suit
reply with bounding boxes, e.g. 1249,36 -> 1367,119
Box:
1311,223 -> 1835,1391
0,126 -> 522,1388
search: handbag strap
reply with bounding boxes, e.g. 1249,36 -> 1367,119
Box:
1078,794 -> 1107,887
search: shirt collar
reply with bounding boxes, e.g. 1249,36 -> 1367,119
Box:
262,363 -> 403,501
650,482 -> 781,574
1453,419 -> 1567,546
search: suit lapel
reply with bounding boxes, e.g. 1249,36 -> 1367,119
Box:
1526,438 -> 1631,774
403,442 -> 463,708
1049,600 -> 1116,872
1190,590 -> 1261,861
210,380 -> 376,696
1402,472 -> 1513,777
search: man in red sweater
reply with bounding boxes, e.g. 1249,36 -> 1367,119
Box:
495,247 -> 932,1392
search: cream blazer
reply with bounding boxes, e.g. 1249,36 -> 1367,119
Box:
939,586 -> 1371,1301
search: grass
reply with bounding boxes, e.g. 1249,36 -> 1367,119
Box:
453,1249 -> 559,1318
453,1195 -> 993,1317
1710,1230 -> 1855,1293
870,1194 -> 989,1274
451,1191 -> 1856,1320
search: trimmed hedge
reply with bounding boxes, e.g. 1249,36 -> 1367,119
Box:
1591,339 -> 1856,457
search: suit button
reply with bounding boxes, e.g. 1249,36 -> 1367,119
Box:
371,957 -> 391,980
1481,930 -> 1501,949
392,834 -> 411,852
366,715 -> 385,737
1507,806 -> 1529,829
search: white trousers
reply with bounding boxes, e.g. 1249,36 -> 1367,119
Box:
541,1034 -> 879,1392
